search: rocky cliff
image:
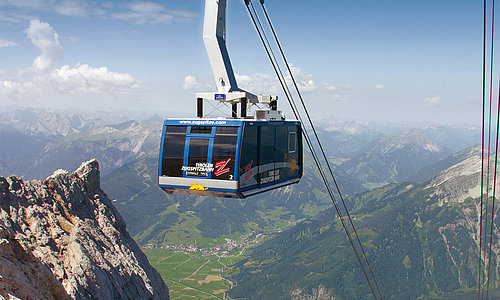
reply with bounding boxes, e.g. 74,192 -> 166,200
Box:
0,159 -> 169,299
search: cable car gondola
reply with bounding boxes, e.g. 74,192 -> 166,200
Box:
159,117 -> 302,198
158,0 -> 302,198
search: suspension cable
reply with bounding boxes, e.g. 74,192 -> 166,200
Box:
478,1 -> 500,299
482,1 -> 496,297
258,3 -> 384,298
483,1 -> 496,299
486,78 -> 500,300
245,1 -> 382,298
478,0 -> 488,297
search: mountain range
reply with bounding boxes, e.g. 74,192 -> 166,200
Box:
0,107 -> 490,299
0,108 -> 159,179
0,108 -> 483,244
339,128 -> 453,187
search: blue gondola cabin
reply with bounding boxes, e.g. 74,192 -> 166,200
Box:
158,118 -> 302,198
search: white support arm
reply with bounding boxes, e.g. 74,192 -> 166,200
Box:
203,0 -> 239,93
200,0 -> 272,109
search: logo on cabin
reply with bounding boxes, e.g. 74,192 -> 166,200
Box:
189,181 -> 207,191
214,158 -> 231,176
215,94 -> 226,101
291,159 -> 297,171
182,163 -> 214,177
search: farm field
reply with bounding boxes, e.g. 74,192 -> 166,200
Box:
144,248 -> 246,299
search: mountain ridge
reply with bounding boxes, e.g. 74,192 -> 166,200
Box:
0,159 -> 169,299
339,128 -> 453,186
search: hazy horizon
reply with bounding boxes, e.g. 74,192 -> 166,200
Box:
0,104 -> 483,133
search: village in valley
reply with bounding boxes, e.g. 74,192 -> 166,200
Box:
147,231 -> 275,257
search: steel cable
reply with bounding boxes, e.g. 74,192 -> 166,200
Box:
478,1 -> 500,299
485,78 -> 500,300
482,2 -> 495,298
478,0 -> 488,298
484,1 -> 496,299
245,0 -> 382,298
258,3 -> 384,298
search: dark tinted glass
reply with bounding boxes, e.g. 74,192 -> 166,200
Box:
162,126 -> 187,177
239,125 -> 258,187
275,126 -> 288,180
259,126 -> 275,185
211,133 -> 238,180
216,127 -> 238,135
167,126 -> 188,133
259,126 -> 275,165
186,138 -> 210,177
190,126 -> 212,134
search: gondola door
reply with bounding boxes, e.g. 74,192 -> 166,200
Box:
182,126 -> 214,179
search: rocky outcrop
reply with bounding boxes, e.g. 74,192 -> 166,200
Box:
0,159 -> 169,299
428,151 -> 500,205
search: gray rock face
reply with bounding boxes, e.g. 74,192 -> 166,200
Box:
0,159 -> 169,299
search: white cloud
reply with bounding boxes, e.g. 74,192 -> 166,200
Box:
286,65 -> 317,91
183,75 -> 199,90
0,0 -> 47,10
375,84 -> 384,89
232,64 -> 336,95
236,73 -> 280,94
424,95 -> 440,107
112,1 -> 173,24
0,37 -> 18,47
111,1 -> 197,24
51,64 -> 139,92
0,1 -> 196,25
0,11 -> 28,23
127,1 -> 164,14
169,9 -> 197,22
53,0 -> 89,17
24,19 -> 63,71
0,0 -> 90,21
285,64 -> 336,92
1,64 -> 141,100
1,19 -> 142,104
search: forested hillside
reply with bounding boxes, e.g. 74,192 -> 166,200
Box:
227,153 -> 500,299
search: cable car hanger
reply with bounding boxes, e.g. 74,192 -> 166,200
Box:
195,0 -> 283,121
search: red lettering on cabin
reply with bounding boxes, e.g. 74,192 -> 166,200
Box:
245,171 -> 253,181
214,158 -> 231,176
244,161 -> 254,180
244,160 -> 253,172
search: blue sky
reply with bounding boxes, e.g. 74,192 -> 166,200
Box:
0,0 -> 491,125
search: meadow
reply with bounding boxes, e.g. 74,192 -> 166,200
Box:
144,248 -> 246,299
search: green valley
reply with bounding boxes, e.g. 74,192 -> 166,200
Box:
144,248 -> 246,299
